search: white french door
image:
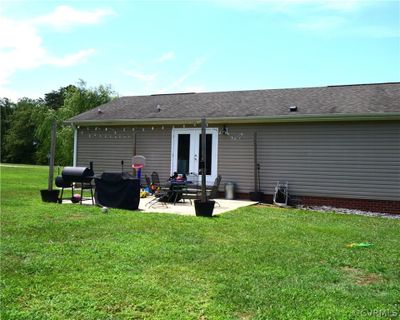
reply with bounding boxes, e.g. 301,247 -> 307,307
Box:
171,128 -> 218,184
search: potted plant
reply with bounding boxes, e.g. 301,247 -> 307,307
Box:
194,118 -> 215,217
40,120 -> 60,202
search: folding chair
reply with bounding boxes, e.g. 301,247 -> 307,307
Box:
273,181 -> 289,206
146,188 -> 169,208
151,171 -> 161,187
207,175 -> 222,207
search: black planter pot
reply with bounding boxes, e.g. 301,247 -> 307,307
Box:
40,189 -> 60,203
194,200 -> 215,217
249,191 -> 264,202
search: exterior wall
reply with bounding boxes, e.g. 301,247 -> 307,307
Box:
76,126 -> 171,180
256,121 -> 400,201
135,127 -> 171,181
218,121 -> 400,202
77,126 -> 135,173
218,126 -> 255,193
76,121 -> 400,209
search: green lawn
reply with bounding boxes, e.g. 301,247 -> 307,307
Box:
1,165 -> 399,320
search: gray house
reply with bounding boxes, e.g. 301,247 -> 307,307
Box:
67,82 -> 400,214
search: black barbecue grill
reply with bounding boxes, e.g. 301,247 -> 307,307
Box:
55,164 -> 95,204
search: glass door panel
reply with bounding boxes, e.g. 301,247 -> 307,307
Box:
198,134 -> 212,175
177,134 -> 190,175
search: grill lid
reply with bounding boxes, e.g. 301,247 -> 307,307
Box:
62,166 -> 94,183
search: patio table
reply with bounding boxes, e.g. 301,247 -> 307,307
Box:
167,180 -> 197,205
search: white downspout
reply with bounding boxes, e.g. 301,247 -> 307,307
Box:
73,124 -> 77,167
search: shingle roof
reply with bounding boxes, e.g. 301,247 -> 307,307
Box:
67,82 -> 400,124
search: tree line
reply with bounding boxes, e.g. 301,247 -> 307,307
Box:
1,80 -> 116,166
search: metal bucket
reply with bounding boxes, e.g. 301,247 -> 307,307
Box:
224,182 -> 236,200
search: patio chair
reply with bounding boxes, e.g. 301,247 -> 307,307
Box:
147,171 -> 171,202
207,175 -> 222,207
176,183 -> 199,205
146,187 -> 169,208
183,175 -> 222,206
144,174 -> 152,192
151,171 -> 161,187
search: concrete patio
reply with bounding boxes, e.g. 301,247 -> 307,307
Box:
138,197 -> 257,216
64,196 -> 257,216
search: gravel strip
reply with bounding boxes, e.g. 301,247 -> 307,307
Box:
296,205 -> 400,219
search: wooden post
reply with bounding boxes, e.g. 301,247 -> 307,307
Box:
132,131 -> 137,155
200,118 -> 207,202
253,131 -> 258,192
132,131 -> 136,175
48,120 -> 57,191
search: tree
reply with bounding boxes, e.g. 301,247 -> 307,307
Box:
59,80 -> 114,119
32,105 -> 57,164
1,98 -> 16,162
2,80 -> 116,165
3,98 -> 41,164
44,85 -> 76,110
34,80 -> 116,166
56,80 -> 116,165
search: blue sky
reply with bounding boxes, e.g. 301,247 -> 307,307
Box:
1,0 -> 399,101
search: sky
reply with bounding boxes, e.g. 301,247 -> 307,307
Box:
1,0 -> 399,101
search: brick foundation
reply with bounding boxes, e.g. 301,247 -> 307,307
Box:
294,196 -> 400,215
221,192 -> 400,215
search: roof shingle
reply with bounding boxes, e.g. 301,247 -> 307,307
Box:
67,82 -> 400,123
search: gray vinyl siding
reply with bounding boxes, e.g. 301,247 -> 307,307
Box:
218,127 -> 255,193
77,121 -> 400,201
134,127 -> 171,181
76,127 -> 135,173
217,122 -> 400,200
76,126 -> 171,180
256,122 -> 400,201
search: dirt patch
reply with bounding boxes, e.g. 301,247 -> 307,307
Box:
64,214 -> 86,220
342,266 -> 383,286
236,312 -> 254,320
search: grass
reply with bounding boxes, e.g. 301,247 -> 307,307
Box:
1,165 -> 399,319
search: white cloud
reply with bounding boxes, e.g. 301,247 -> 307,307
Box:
318,0 -> 368,12
213,0 -> 370,12
351,25 -> 400,38
33,5 -> 115,31
296,16 -> 345,31
0,18 -> 44,87
0,6 -> 113,100
162,57 -> 206,92
122,70 -> 157,82
155,51 -> 175,63
0,86 -> 20,102
121,54 -> 206,94
296,17 -> 399,38
184,85 -> 206,93
48,49 -> 96,67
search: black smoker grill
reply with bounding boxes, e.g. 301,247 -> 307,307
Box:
95,172 -> 140,210
55,164 -> 95,204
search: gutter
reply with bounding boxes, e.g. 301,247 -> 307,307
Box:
65,113 -> 400,127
